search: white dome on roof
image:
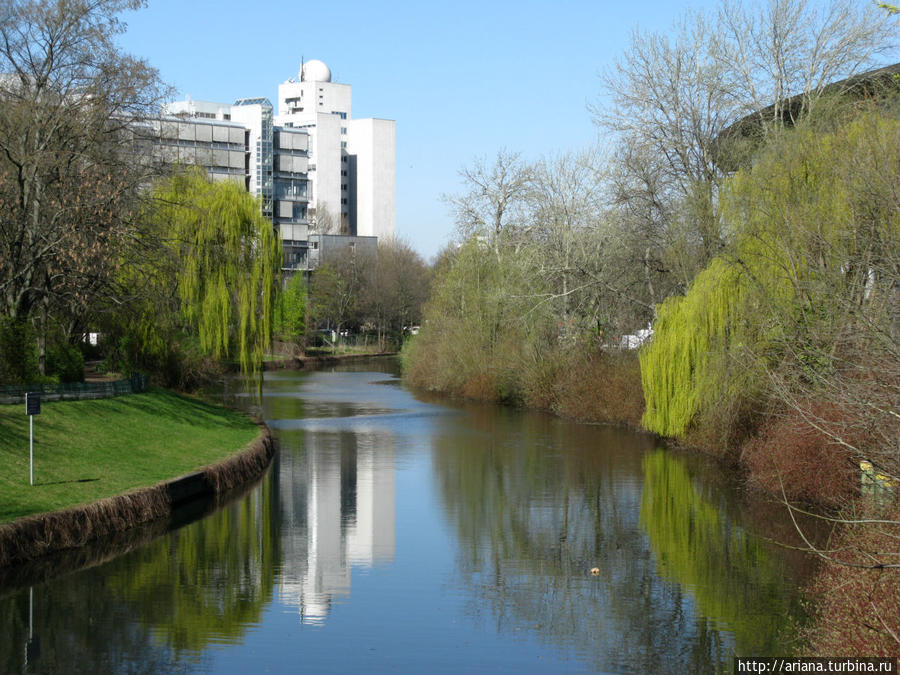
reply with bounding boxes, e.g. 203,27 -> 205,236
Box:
301,60 -> 331,83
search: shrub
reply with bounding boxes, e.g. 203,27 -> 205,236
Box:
552,348 -> 644,427
45,339 -> 85,383
803,507 -> 900,656
0,318 -> 38,384
740,402 -> 858,508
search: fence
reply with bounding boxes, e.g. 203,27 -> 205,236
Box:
0,373 -> 148,405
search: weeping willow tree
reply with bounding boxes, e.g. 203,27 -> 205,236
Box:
142,168 -> 281,375
640,259 -> 750,437
640,110 -> 899,439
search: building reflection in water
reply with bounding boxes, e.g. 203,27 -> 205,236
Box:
277,428 -> 395,624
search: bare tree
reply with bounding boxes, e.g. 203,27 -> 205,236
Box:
309,200 -> 339,234
605,141 -> 697,318
595,0 -> 899,281
360,237 -> 430,350
443,148 -> 533,242
595,11 -> 737,266
717,0 -> 898,133
0,0 -> 168,375
526,147 -> 616,338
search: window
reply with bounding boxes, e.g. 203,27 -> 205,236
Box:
341,170 -> 347,176
341,198 -> 347,205
341,127 -> 347,135
341,141 -> 347,148
341,183 -> 347,190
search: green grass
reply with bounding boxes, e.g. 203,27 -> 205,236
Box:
0,388 -> 259,523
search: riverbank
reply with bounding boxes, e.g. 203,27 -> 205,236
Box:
0,388 -> 274,566
262,350 -> 398,371
402,343 -> 646,430
401,340 -> 899,656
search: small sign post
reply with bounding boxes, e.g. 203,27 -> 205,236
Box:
25,393 -> 40,486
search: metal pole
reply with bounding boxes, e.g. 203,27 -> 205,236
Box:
24,586 -> 32,670
29,414 -> 33,486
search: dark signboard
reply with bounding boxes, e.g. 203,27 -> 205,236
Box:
25,393 -> 41,416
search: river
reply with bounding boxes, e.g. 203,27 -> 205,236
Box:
0,359 -> 817,673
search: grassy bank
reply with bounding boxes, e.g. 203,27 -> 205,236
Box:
0,388 -> 258,524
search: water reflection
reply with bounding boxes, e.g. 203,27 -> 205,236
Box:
275,429 -> 395,624
255,370 -> 402,625
0,475 -> 278,673
433,403 -> 809,673
0,363 -> 818,673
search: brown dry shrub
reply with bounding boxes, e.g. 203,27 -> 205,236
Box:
519,347 -> 564,410
461,371 -> 499,401
400,338 -> 436,391
803,508 -> 900,656
0,487 -> 170,567
740,402 -> 858,508
552,348 -> 644,427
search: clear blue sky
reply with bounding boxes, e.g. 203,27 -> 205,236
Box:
116,0 -> 719,261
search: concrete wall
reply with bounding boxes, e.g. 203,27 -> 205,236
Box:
347,118 -> 395,239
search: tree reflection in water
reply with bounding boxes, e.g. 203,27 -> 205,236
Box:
0,475 -> 280,673
640,450 -> 804,655
0,368 -> 818,674
433,404 -> 806,674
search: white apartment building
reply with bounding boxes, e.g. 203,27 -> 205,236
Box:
159,59 -> 395,271
276,59 -> 395,240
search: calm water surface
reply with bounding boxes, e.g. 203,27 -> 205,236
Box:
1,360 -> 816,673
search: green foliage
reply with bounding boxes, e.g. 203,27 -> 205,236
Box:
640,257 -> 774,437
641,111 -> 900,439
138,169 -> 282,375
0,319 -> 38,384
45,340 -> 85,384
0,318 -> 85,385
274,272 -> 307,347
403,237 -> 555,402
